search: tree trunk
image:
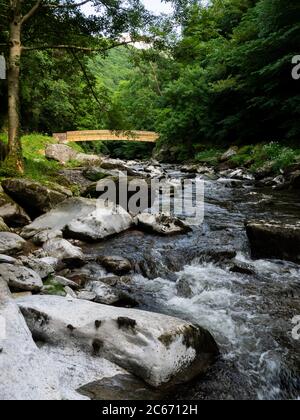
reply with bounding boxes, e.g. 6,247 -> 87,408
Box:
6,6 -> 24,174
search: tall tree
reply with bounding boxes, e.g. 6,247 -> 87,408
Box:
0,0 -> 148,173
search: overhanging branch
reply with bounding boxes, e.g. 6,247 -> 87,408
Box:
22,40 -> 133,53
22,0 -> 42,24
47,1 -> 92,9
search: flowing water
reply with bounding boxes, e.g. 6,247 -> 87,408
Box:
84,164 -> 300,400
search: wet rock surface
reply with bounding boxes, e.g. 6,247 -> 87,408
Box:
246,220 -> 300,263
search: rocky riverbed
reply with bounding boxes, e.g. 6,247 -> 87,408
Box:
0,154 -> 299,400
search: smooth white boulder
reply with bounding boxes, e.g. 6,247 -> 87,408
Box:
18,295 -> 218,387
65,200 -> 133,242
22,197 -> 133,242
0,280 -> 62,400
21,197 -> 96,238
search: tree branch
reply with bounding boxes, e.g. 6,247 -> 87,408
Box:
22,40 -> 133,52
47,1 -> 92,9
22,0 -> 42,24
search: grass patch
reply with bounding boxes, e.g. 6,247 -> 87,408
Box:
0,133 -> 84,183
230,142 -> 300,173
195,148 -> 224,165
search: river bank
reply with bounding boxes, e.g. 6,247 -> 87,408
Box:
0,148 -> 300,400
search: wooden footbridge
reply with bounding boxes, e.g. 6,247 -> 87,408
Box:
53,130 -> 159,144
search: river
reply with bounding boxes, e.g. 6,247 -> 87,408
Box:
83,164 -> 300,400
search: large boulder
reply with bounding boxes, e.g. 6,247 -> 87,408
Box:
0,264 -> 43,292
21,197 -> 97,238
2,178 -> 69,218
21,197 -> 132,242
245,220 -> 300,263
0,191 -> 30,227
0,232 -> 25,255
64,200 -> 133,242
135,213 -> 192,236
0,280 -> 62,400
18,295 -> 219,387
45,144 -> 78,164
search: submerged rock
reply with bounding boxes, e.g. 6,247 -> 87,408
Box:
2,178 -> 69,218
98,256 -> 132,275
135,213 -> 192,236
18,295 -> 219,388
0,263 -> 43,292
246,220 -> 300,263
0,232 -> 25,255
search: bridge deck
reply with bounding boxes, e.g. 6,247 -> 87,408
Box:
53,130 -> 159,143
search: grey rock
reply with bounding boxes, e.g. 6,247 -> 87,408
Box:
20,256 -> 55,279
0,254 -> 18,264
135,213 -> 191,236
0,264 -> 43,292
220,147 -> 238,162
0,232 -> 25,255
65,200 -> 133,242
43,238 -> 84,267
45,144 -> 78,164
0,191 -> 30,227
246,220 -> 300,263
99,256 -> 132,275
2,178 -> 68,218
